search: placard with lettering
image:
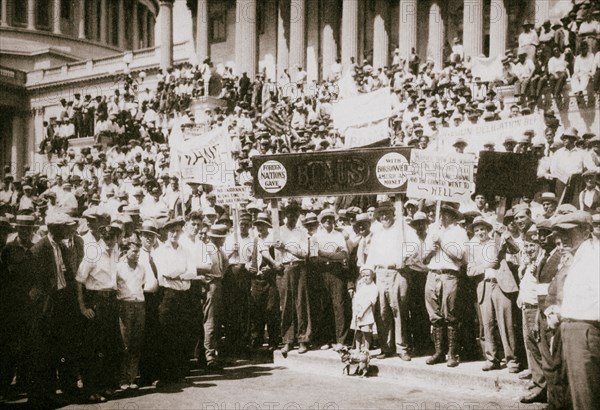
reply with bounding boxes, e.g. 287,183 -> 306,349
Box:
406,150 -> 477,202
252,147 -> 412,198
215,186 -> 251,206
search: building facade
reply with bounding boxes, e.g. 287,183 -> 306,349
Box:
0,0 -> 596,179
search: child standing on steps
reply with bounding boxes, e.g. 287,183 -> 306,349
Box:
352,267 -> 378,352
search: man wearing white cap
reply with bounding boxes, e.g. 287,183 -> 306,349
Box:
312,209 -> 349,352
366,201 -> 411,361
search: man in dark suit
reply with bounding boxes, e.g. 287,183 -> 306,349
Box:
0,215 -> 37,396
27,213 -> 81,407
467,217 -> 520,372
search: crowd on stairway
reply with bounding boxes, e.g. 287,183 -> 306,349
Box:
1,1 -> 599,408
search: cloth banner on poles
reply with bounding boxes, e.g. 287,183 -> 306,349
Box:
331,87 -> 392,148
169,123 -> 235,187
469,55 -> 503,83
435,113 -> 545,154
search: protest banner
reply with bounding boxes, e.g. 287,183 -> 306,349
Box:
252,147 -> 411,199
215,186 -> 251,206
435,113 -> 545,154
406,149 -> 477,202
169,123 -> 235,187
331,87 -> 392,148
469,55 -> 503,83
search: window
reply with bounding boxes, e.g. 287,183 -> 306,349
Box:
60,0 -> 71,20
209,12 -> 226,43
147,14 -> 154,47
37,0 -> 50,29
13,0 -> 27,26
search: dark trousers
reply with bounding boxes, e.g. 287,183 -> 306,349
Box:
250,277 -> 280,348
158,288 -> 193,382
539,313 -> 571,409
404,268 -> 431,355
223,265 -> 250,354
277,262 -> 311,345
561,320 -> 599,410
81,290 -> 121,394
139,291 -> 161,385
425,272 -> 458,325
318,266 -> 349,346
28,288 -> 81,401
522,306 -> 546,396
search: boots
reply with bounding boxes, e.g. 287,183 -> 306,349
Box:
447,326 -> 459,368
426,326 -> 445,365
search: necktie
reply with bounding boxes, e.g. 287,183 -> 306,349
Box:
54,242 -> 67,290
148,253 -> 158,279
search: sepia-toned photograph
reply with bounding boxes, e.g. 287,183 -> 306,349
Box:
0,0 -> 599,408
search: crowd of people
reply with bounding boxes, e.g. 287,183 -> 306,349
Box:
1,1 -> 599,409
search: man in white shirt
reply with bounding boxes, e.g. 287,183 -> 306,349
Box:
547,47 -> 569,100
274,201 -> 310,354
223,213 -> 255,355
545,211 -> 599,409
518,20 -> 539,61
312,209 -> 349,352
423,204 -> 469,368
550,127 -> 598,196
513,51 -> 536,104
366,201 -> 411,361
116,235 -> 151,390
571,42 -> 595,95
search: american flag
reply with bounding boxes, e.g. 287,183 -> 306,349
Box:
262,97 -> 289,135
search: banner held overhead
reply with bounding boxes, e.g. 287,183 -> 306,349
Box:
252,147 -> 412,199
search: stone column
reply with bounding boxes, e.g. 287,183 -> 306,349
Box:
118,0 -> 125,48
27,0 -> 36,30
427,0 -> 444,70
463,0 -> 483,58
373,0 -> 389,69
11,115 -> 25,180
196,0 -> 209,62
288,0 -> 305,72
276,0 -> 289,80
52,0 -> 61,33
132,2 -> 139,48
489,0 -> 507,57
1,0 -> 9,26
100,0 -> 107,43
159,0 -> 174,70
78,0 -> 86,39
30,108 -> 43,168
341,0 -> 358,68
306,0 -> 318,82
398,0 -> 417,59
235,0 -> 257,77
321,0 -> 338,81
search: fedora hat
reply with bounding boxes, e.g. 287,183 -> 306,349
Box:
45,212 -> 73,227
208,224 -> 229,238
302,212 -> 319,226
354,213 -> 371,225
409,211 -> 429,227
535,192 -> 558,204
283,200 -> 302,213
13,214 -> 37,227
162,217 -> 185,231
137,219 -> 159,235
253,212 -> 272,228
561,127 -> 578,139
375,201 -> 395,217
440,203 -> 462,219
469,216 -> 493,231
318,209 -> 336,223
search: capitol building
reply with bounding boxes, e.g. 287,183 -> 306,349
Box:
0,0 -> 591,177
